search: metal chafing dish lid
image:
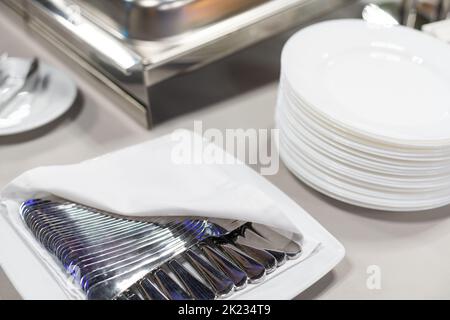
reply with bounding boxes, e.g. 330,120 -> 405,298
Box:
74,0 -> 271,41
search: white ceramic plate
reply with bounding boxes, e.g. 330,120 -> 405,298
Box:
280,92 -> 450,169
282,19 -> 450,146
278,117 -> 450,197
279,92 -> 450,177
280,125 -> 450,198
279,112 -> 450,191
277,95 -> 450,210
279,102 -> 450,177
278,135 -> 450,211
282,78 -> 450,158
0,58 -> 77,136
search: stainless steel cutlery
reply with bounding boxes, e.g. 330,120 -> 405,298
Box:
0,53 -> 8,87
20,198 -> 302,300
0,55 -> 40,114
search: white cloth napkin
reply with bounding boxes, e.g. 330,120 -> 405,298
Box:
0,130 -> 320,299
1,130 -> 298,232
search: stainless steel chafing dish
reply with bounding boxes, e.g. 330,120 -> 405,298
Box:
1,0 -> 352,127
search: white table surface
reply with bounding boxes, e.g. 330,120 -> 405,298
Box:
1,2 -> 449,300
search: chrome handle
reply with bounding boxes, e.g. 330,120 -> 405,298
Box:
114,287 -> 143,300
153,269 -> 192,300
233,243 -> 277,274
138,278 -> 168,300
264,249 -> 287,266
168,260 -> 216,300
243,223 -> 302,259
200,244 -> 247,290
217,243 -> 266,284
184,250 -> 235,298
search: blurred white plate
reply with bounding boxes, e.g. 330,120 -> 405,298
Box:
0,58 -> 76,136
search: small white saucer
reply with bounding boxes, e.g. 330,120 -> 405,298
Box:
0,57 -> 77,136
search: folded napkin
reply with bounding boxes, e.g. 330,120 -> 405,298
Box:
0,130 -> 320,299
1,130 -> 298,232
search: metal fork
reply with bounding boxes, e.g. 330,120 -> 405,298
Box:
0,53 -> 9,88
0,57 -> 40,114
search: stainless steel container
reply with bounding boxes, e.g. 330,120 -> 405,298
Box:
1,0 -> 353,127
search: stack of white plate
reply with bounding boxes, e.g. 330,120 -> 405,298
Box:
276,19 -> 450,211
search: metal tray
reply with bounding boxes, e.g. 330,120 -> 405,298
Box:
76,0 -> 269,41
2,0 -> 354,127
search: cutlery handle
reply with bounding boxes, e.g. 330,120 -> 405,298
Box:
264,249 -> 287,266
217,243 -> 266,284
114,287 -> 143,300
200,244 -> 248,290
0,57 -> 39,113
168,260 -> 216,300
138,278 -> 168,300
233,243 -> 277,274
231,227 -> 287,265
184,250 -> 235,298
244,223 -> 302,259
153,269 -> 192,300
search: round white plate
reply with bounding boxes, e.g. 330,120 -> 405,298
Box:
278,110 -> 450,192
278,135 -> 450,211
278,102 -> 450,176
282,77 -> 450,157
277,86 -> 450,211
280,121 -> 450,193
280,89 -> 450,168
0,58 -> 77,136
282,19 -> 450,146
278,109 -> 450,189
